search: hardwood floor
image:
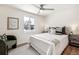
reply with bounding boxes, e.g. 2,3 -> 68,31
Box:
63,45 -> 79,55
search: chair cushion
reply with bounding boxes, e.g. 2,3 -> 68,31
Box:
6,40 -> 16,49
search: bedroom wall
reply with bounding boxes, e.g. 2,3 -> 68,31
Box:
45,5 -> 79,34
0,5 -> 45,45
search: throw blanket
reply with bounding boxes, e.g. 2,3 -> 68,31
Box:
32,33 -> 60,46
51,39 -> 60,46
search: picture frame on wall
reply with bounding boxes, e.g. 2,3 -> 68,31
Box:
7,17 -> 19,30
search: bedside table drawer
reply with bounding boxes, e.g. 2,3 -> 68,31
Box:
70,38 -> 79,41
70,40 -> 79,44
70,43 -> 79,47
69,35 -> 79,47
70,36 -> 79,38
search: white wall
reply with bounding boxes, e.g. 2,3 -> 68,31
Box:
45,5 -> 79,34
1,4 -> 79,45
0,5 -> 45,45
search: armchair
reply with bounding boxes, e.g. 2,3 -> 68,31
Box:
0,35 -> 17,55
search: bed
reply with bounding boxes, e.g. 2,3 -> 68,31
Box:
30,33 -> 69,55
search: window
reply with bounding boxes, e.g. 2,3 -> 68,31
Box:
24,16 -> 35,31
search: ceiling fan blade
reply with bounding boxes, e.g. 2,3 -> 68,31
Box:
42,8 -> 54,10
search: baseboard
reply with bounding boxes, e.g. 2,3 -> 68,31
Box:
17,42 -> 29,47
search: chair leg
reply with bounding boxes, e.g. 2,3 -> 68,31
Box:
6,46 -> 8,55
12,44 -> 17,48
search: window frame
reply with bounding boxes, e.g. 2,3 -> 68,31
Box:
24,16 -> 35,32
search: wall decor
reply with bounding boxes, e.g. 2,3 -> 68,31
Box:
7,17 -> 19,30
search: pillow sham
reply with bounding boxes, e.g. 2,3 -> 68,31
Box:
55,27 -> 62,34
48,27 -> 55,34
55,26 -> 66,35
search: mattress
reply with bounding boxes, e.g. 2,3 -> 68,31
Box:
30,33 -> 68,55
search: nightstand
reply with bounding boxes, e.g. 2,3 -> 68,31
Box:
69,34 -> 79,47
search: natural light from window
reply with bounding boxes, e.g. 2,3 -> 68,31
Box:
24,16 -> 35,31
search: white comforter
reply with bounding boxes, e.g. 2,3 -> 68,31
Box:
30,33 -> 68,55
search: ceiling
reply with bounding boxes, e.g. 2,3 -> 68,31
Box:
9,4 -> 78,16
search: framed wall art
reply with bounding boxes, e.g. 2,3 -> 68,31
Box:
7,17 -> 19,30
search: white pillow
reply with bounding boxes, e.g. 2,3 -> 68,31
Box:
48,28 -> 55,34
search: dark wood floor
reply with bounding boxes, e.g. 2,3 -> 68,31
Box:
63,45 -> 79,55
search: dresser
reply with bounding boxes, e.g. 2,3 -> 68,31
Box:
69,34 -> 79,47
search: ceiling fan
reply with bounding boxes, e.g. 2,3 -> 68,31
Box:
33,4 -> 54,14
